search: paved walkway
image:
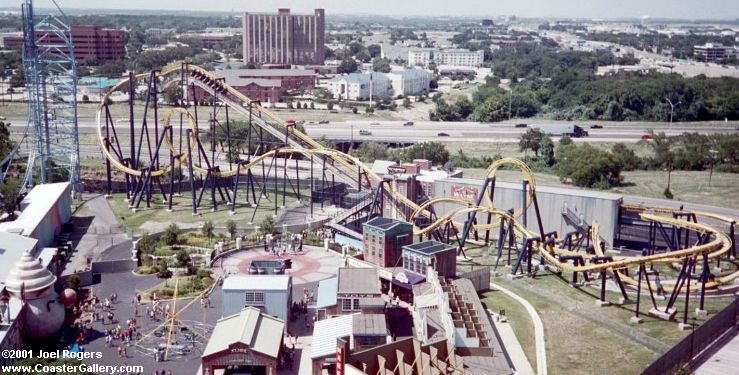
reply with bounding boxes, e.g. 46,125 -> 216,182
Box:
488,310 -> 535,375
695,328 -> 739,375
66,194 -> 131,274
491,282 -> 547,375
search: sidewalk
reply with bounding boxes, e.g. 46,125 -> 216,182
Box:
488,310 -> 535,375
491,282 -> 547,375
65,194 -> 131,274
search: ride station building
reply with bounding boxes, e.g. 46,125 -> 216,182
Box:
200,307 -> 285,375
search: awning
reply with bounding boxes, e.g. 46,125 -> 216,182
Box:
391,272 -> 425,290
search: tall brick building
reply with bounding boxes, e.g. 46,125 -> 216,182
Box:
4,25 -> 127,64
242,8 -> 325,66
362,217 -> 413,268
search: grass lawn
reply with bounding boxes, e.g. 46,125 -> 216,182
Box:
479,270 -> 735,375
108,185 -> 310,235
480,290 -> 537,370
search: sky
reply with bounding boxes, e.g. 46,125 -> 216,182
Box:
9,0 -> 739,19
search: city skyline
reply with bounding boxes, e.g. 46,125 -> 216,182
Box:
9,0 -> 739,20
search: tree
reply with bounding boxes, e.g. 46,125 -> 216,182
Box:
202,220 -> 215,244
259,216 -> 277,235
372,58 -> 392,73
541,135 -> 555,166
367,44 -> 382,58
611,143 -> 641,171
327,101 -> 335,110
0,178 -> 21,218
162,85 -> 181,105
9,69 -> 24,88
354,141 -> 388,162
67,274 -> 80,290
161,223 -> 180,246
82,94 -> 90,103
138,232 -> 155,254
0,121 -> 14,162
639,129 -> 674,168
226,220 -> 237,239
519,128 -> 545,157
403,97 -> 411,108
556,143 -> 624,188
405,142 -> 450,165
355,50 -> 371,63
338,57 -> 358,74
176,249 -> 191,268
316,136 -> 336,149
352,107 -> 358,114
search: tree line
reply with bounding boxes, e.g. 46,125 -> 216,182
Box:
431,44 -> 739,122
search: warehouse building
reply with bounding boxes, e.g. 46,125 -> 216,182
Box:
430,177 -> 623,245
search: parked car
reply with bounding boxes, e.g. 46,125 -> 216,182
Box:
359,130 -> 372,135
404,121 -> 414,126
640,134 -> 653,140
318,120 -> 330,124
590,124 -> 603,129
437,132 -> 450,137
515,123 -> 528,128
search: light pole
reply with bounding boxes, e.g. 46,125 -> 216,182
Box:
708,149 -> 718,187
665,98 -> 678,128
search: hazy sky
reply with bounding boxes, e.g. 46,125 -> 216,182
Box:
17,0 -> 739,19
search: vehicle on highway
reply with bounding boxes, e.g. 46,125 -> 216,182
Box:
590,124 -> 603,129
404,121 -> 414,126
437,132 -> 450,137
515,123 -> 527,128
370,122 -> 380,125
530,124 -> 589,137
359,130 -> 372,135
640,134 -> 653,140
318,120 -> 329,124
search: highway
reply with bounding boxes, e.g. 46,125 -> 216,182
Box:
8,117 -> 737,144
301,120 -> 736,143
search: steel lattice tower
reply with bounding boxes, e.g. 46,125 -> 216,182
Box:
14,0 -> 80,193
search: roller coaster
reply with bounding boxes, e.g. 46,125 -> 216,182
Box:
96,63 -> 737,323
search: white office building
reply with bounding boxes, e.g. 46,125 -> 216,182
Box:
327,72 -> 392,100
408,48 -> 484,67
386,69 -> 432,97
693,43 -> 737,62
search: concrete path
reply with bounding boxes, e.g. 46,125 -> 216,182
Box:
66,193 -> 131,273
695,328 -> 739,375
488,310 -> 535,375
491,282 -> 547,375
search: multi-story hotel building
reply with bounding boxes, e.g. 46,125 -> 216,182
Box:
242,8 -> 325,66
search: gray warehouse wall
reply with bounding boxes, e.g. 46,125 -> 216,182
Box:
432,178 -> 623,245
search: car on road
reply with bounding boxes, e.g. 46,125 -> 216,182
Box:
404,121 -> 414,126
590,124 -> 603,129
359,130 -> 372,135
318,120 -> 329,124
515,123 -> 527,128
640,134 -> 653,140
370,122 -> 380,125
437,132 -> 450,137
